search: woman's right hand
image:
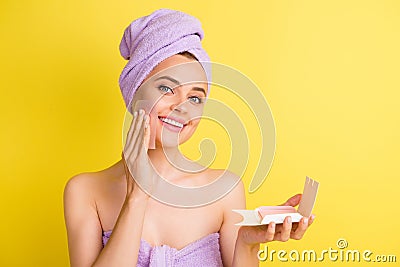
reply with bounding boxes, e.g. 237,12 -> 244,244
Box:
122,109 -> 156,200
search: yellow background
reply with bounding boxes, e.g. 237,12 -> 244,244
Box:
1,0 -> 399,266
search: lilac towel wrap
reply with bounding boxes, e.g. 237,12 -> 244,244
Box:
102,230 -> 223,266
119,9 -> 211,112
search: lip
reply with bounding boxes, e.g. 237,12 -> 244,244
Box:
158,116 -> 188,133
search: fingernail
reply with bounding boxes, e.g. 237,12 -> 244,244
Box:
311,215 -> 315,221
270,222 -> 275,229
303,218 -> 308,225
287,216 -> 292,224
134,111 -> 138,117
139,109 -> 144,114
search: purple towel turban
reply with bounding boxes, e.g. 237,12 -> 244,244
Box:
119,9 -> 211,112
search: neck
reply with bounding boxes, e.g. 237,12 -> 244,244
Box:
147,145 -> 204,180
147,145 -> 183,179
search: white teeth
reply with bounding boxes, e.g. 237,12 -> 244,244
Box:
159,117 -> 184,128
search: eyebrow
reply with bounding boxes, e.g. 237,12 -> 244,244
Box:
155,75 -> 180,85
155,75 -> 207,96
191,87 -> 207,96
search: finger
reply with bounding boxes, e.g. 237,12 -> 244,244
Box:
125,111 -> 138,151
135,116 -> 149,159
264,222 -> 276,242
124,111 -> 139,156
134,109 -> 146,133
290,222 -> 299,233
308,214 -> 316,226
126,109 -> 146,157
143,114 -> 150,151
281,194 -> 302,207
279,216 -> 292,242
291,217 -> 309,240
131,111 -> 147,156
131,109 -> 145,148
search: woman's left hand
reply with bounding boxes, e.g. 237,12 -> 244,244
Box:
237,194 -> 315,247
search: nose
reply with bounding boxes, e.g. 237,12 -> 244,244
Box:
170,100 -> 189,113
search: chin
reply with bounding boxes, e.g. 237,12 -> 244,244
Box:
157,132 -> 191,148
155,123 -> 198,148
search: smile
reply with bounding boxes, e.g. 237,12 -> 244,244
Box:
158,116 -> 186,129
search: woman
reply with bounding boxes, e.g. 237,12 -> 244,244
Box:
64,9 -> 314,267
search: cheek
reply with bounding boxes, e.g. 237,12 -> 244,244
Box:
188,118 -> 201,131
136,85 -> 168,110
151,98 -> 171,116
180,119 -> 201,139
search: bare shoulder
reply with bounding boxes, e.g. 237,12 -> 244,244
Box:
63,162 -> 125,266
63,172 -> 103,206
63,161 -> 127,265
213,169 -> 245,266
64,172 -> 97,199
64,161 -> 125,202
207,168 -> 245,209
63,161 -> 126,230
63,171 -> 106,224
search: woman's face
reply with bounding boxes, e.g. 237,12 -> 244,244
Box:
131,54 -> 208,148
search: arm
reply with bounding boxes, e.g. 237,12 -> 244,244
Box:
63,173 -> 105,267
90,187 -> 149,267
64,173 -> 149,267
64,110 -> 152,267
218,179 -> 263,267
218,178 -> 246,267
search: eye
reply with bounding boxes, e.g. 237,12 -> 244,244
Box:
158,85 -> 174,94
188,96 -> 203,104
